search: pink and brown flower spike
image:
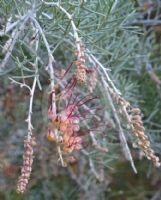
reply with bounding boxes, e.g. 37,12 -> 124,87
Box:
47,86 -> 101,165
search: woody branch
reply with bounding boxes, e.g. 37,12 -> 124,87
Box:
30,16 -> 67,166
87,52 -> 137,173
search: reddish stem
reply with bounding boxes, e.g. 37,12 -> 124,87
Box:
61,62 -> 74,80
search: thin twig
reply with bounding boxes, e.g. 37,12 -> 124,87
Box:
86,49 -> 137,173
101,78 -> 137,173
0,13 -> 29,36
42,1 -> 83,60
26,73 -> 37,138
31,16 -> 56,113
0,11 -> 32,70
25,26 -> 39,138
8,77 -> 31,92
31,16 -> 66,165
87,49 -> 120,95
81,149 -> 101,181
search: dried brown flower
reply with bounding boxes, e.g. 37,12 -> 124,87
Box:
108,87 -> 161,168
74,42 -> 87,85
88,68 -> 97,93
16,136 -> 36,194
130,108 -> 161,167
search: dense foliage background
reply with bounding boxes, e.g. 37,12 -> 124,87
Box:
0,0 -> 161,199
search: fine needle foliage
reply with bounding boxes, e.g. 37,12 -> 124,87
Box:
0,0 -> 161,199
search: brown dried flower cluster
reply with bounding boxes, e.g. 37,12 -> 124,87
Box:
74,42 -> 87,85
89,69 -> 97,93
130,108 -> 161,167
108,87 -> 161,168
16,136 -> 36,194
108,87 -> 130,108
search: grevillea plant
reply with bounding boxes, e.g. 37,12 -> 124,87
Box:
1,1 -> 161,197
47,83 -> 101,166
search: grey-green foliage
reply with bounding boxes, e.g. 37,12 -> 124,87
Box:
0,0 -> 141,100
1,0 -> 159,199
